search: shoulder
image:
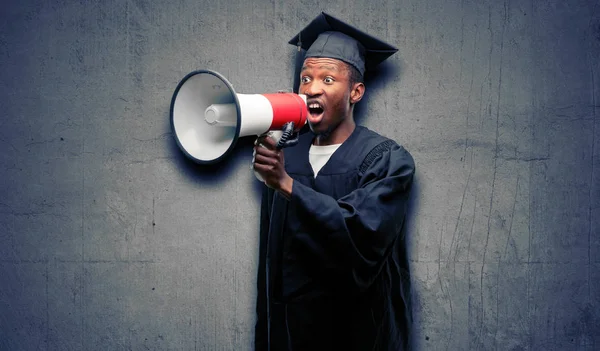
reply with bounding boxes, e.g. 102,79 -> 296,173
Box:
351,126 -> 389,148
352,126 -> 414,172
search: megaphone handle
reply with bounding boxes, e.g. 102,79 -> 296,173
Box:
276,122 -> 299,149
253,122 -> 298,183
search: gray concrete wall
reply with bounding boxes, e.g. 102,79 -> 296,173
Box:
0,0 -> 598,350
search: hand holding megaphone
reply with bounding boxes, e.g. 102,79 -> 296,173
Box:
170,70 -> 307,173
252,121 -> 300,182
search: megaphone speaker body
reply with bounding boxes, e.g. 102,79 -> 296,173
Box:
170,70 -> 307,164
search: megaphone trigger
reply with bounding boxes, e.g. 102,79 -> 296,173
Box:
276,122 -> 299,149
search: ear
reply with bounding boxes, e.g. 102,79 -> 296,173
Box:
349,82 -> 365,105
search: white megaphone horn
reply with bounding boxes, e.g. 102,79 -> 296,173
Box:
170,69 -> 307,165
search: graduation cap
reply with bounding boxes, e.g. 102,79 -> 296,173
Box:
288,12 -> 398,77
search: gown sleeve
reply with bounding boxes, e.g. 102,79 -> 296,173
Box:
288,143 -> 415,293
254,186 -> 272,350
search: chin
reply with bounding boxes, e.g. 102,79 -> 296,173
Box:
308,121 -> 323,133
309,124 -> 333,139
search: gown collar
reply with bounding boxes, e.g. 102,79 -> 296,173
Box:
285,126 -> 365,176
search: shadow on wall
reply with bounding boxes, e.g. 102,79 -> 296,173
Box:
356,59 -> 422,351
404,173 -> 422,351
354,59 -> 402,126
165,107 -> 282,202
167,122 -> 256,186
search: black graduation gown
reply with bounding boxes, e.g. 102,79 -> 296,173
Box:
255,126 -> 415,351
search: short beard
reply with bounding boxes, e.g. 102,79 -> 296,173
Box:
309,121 -> 337,142
311,127 -> 332,139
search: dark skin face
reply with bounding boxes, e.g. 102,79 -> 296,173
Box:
300,57 -> 365,145
253,57 -> 365,196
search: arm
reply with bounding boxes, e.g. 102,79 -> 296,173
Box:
289,144 -> 415,292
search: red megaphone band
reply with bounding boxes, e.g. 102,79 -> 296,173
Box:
263,93 -> 307,131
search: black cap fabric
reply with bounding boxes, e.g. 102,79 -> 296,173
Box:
288,12 -> 398,76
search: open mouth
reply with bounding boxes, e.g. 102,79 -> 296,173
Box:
307,102 -> 324,123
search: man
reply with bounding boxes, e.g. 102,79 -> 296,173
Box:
253,12 -> 416,351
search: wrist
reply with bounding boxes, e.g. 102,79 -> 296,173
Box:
277,175 -> 293,200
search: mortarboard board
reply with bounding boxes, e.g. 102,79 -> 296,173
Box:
288,12 -> 398,77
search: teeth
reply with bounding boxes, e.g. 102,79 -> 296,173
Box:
308,103 -> 321,109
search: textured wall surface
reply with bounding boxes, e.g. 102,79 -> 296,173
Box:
1,0 -> 599,350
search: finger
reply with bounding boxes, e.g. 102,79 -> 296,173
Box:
253,153 -> 279,167
254,145 -> 279,158
252,162 -> 271,175
257,134 -> 277,149
255,136 -> 268,148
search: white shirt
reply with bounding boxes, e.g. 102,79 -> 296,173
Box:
309,143 -> 342,177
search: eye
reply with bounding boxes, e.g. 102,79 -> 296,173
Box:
301,76 -> 311,84
324,77 -> 335,84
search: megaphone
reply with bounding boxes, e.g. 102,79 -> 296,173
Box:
170,69 -> 307,165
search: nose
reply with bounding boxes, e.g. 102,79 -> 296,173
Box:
301,81 -> 324,97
